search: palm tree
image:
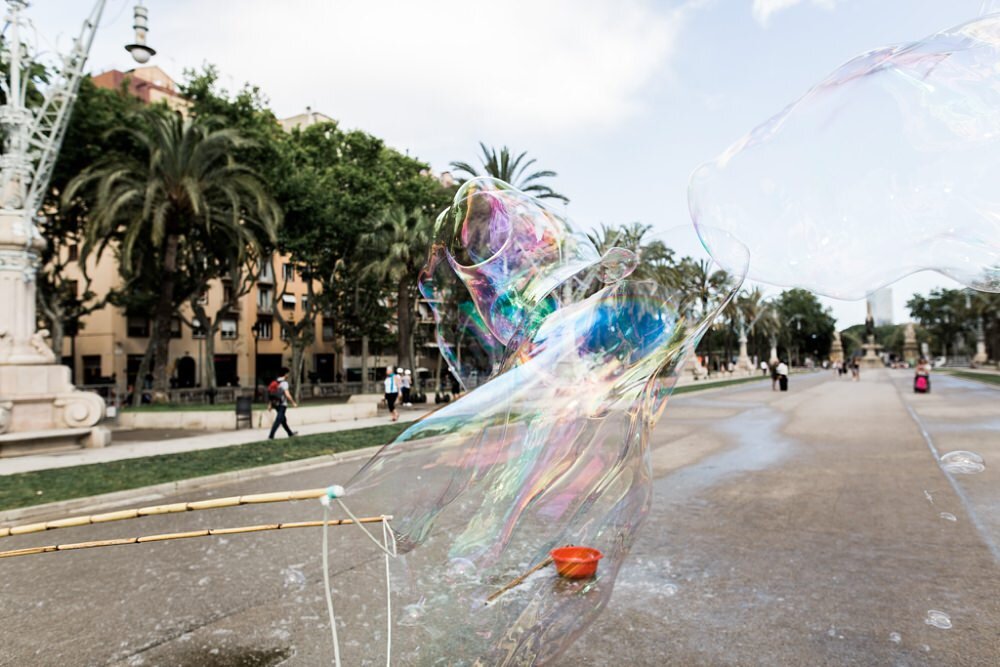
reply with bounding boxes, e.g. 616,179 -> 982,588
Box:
361,207 -> 436,371
64,110 -> 280,402
450,143 -> 569,202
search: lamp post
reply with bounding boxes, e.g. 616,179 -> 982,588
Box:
251,322 -> 261,400
0,0 -> 137,448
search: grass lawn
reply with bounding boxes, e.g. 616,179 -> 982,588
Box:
673,374 -> 770,394
945,370 -> 1000,387
0,423 -> 408,512
0,376 -> 772,514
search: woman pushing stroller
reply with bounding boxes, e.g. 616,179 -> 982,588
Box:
914,358 -> 931,393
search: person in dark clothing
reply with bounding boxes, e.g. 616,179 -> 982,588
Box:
268,367 -> 298,439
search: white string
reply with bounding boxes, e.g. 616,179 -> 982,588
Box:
381,517 -> 397,667
321,505 -> 343,667
335,498 -> 397,558
320,495 -> 398,666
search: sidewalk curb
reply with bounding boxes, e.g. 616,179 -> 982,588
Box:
0,442 -> 386,527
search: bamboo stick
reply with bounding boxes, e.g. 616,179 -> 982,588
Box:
485,556 -> 554,604
0,516 -> 393,559
0,488 -> 329,538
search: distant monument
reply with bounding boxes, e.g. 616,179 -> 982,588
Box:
859,301 -> 884,369
903,322 -> 920,364
829,331 -> 844,363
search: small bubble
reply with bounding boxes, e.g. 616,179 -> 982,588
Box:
889,632 -> 901,644
924,490 -> 934,504
940,451 -> 985,474
925,610 -> 952,629
939,512 -> 957,522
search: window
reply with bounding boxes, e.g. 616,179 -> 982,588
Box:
82,355 -> 102,385
322,318 -> 335,341
220,318 -> 238,340
65,280 -> 79,298
127,315 -> 150,338
197,290 -> 209,305
68,244 -> 79,262
258,258 -> 274,283
191,323 -> 206,339
254,317 -> 273,340
281,294 -> 296,310
301,295 -> 309,312
282,263 -> 295,282
170,317 -> 183,339
280,321 -> 293,341
223,284 -> 234,305
257,288 -> 273,313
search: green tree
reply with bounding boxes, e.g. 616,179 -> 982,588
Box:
361,207 -> 436,371
38,79 -> 145,369
775,288 -> 836,364
450,143 -> 568,202
64,110 -> 280,401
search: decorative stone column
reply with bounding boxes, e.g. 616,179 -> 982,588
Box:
0,207 -> 108,456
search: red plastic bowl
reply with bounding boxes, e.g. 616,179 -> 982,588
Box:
550,546 -> 603,579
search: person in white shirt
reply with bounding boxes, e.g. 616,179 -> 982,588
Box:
384,367 -> 400,422
401,368 -> 412,406
776,360 -> 789,392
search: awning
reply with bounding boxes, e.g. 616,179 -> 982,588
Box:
281,294 -> 296,305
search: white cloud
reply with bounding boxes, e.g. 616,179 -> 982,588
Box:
75,0 -> 699,153
752,0 -> 838,27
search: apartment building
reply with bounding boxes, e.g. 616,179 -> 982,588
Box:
58,67 -> 416,392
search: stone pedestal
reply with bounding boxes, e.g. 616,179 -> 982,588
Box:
735,334 -> 753,374
973,341 -> 988,365
829,332 -> 844,364
0,361 -> 109,457
0,208 -> 108,456
859,335 -> 883,369
902,322 -> 919,364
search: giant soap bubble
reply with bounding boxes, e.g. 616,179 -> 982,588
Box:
690,14 -> 1000,299
336,178 -> 748,664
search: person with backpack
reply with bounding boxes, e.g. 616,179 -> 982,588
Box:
268,367 -> 298,439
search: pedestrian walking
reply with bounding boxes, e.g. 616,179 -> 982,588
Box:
776,359 -> 789,392
384,367 -> 400,422
401,369 -> 412,406
770,361 -> 780,391
851,359 -> 860,381
760,360 -> 769,377
267,367 -> 298,439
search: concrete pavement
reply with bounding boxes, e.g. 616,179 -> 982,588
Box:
0,370 -> 996,665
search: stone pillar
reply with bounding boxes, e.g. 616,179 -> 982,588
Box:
0,210 -> 54,365
0,209 -> 107,455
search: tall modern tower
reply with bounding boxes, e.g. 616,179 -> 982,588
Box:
868,287 -> 893,327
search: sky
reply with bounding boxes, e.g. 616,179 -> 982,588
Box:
27,0 -> 991,327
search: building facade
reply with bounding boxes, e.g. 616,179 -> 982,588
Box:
59,67 -> 425,394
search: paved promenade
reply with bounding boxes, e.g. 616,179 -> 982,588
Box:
0,369 -> 996,666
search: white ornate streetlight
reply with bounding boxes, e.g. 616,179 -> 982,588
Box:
0,0 -> 147,451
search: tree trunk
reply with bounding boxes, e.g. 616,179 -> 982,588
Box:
290,338 -> 307,402
361,335 -> 369,393
150,234 -> 180,400
397,278 -> 412,370
131,341 -> 155,407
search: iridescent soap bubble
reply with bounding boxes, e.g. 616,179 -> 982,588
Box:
940,450 -> 986,474
336,180 -> 748,664
690,15 -> 1000,299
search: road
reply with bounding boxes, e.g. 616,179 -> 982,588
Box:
0,370 -> 997,666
